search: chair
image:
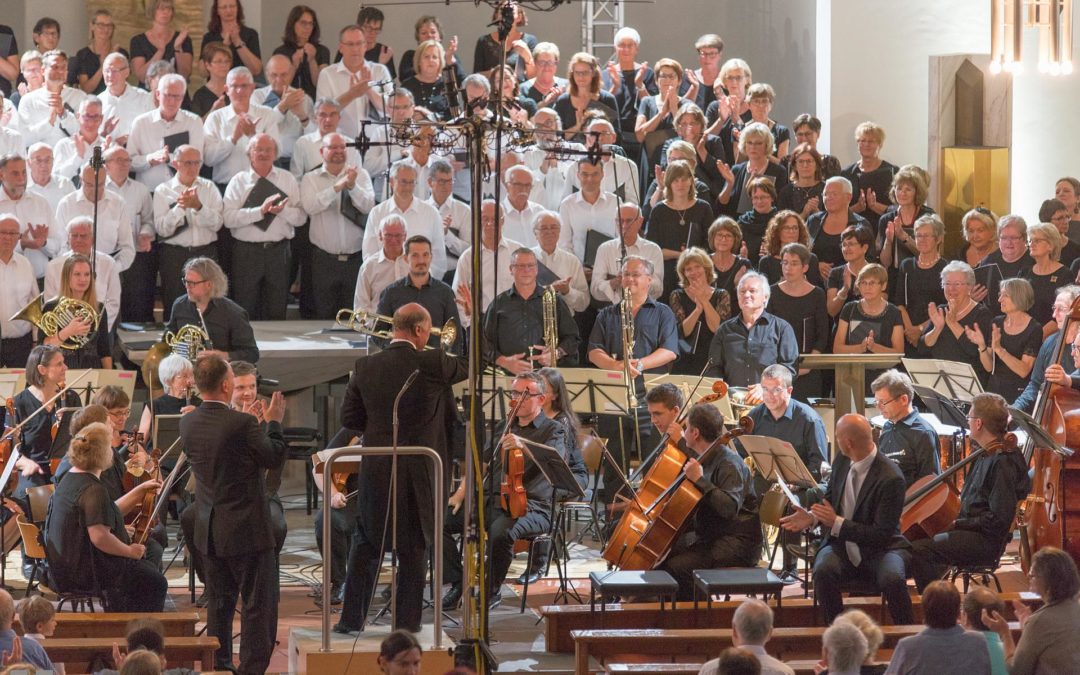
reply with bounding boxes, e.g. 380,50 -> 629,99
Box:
563,432 -> 606,548
16,516 -> 47,598
283,427 -> 323,514
947,532 -> 1010,593
25,484 -> 55,525
30,517 -> 110,611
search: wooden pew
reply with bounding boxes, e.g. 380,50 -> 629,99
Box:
544,592 -> 1039,653
602,650 -> 899,675
571,624 -> 1021,675
41,635 -> 219,674
35,612 -> 202,639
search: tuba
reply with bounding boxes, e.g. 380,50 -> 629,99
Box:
543,285 -> 559,368
336,308 -> 458,354
12,293 -> 100,350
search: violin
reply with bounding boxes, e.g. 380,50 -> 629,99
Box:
499,393 -> 529,519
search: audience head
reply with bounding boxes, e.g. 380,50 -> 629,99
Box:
378,629 -> 423,674
962,587 -> 1005,631
714,647 -> 760,675
822,619 -> 868,673
922,580 -> 962,629
1030,546 -> 1080,604
732,598 -> 774,647
0,590 -> 13,630
120,650 -> 162,675
890,166 -> 929,207
836,609 -> 883,663
17,595 -> 56,636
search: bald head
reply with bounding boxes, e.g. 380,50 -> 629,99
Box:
0,589 -> 13,628
392,302 -> 432,350
835,414 -> 874,461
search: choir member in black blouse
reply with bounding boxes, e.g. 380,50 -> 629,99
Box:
400,40 -> 452,120
69,10 -> 127,95
960,208 -> 1000,268
602,28 -> 655,161
130,0 -> 194,86
42,255 -> 111,370
841,121 -> 897,224
808,176 -> 872,281
705,58 -> 752,139
680,34 -> 723,111
758,211 -> 824,287
1055,176 -> 1080,231
643,141 -> 712,223
778,143 -> 825,220
919,261 -> 994,385
895,215 -> 947,352
493,65 -> 538,120
826,225 -> 874,319
736,177 -> 779,266
272,5 -> 329,100
669,247 -> 732,375
740,83 -> 790,164
832,264 -> 904,391
399,15 -> 462,86
646,160 -> 712,298
767,243 -> 829,402
1022,222 -> 1068,338
659,104 -> 728,200
708,217 -> 753,301
878,166 -> 934,272
1041,199 -> 1080,268
521,41 -> 567,109
13,346 -> 82,497
473,4 -> 537,80
203,0 -> 262,78
786,115 -> 842,178
636,58 -> 692,168
554,52 -> 620,143
192,42 -> 230,119
716,122 -> 789,218
972,213 -> 1029,316
966,278 -> 1042,402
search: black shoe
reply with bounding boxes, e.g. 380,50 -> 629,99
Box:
779,569 -> 800,585
195,589 -> 210,608
332,622 -> 361,636
487,592 -> 502,611
331,581 -> 345,605
516,570 -> 543,585
441,583 -> 463,608
380,585 -> 392,602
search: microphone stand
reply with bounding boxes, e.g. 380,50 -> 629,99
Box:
89,145 -> 104,280
389,368 -> 420,630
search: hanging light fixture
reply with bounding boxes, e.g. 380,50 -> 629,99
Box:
990,0 -> 1073,74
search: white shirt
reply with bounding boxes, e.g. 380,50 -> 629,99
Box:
532,245 -> 590,314
127,107 -> 206,191
107,176 -> 155,240
18,86 -> 87,146
501,198 -> 546,249
566,154 -> 641,205
222,167 -> 305,242
363,196 -> 447,278
0,128 -> 25,159
153,175 -> 224,247
44,250 -> 121,331
290,130 -> 363,180
0,252 -> 39,339
353,249 -> 409,313
252,85 -> 314,159
202,103 -> 283,184
26,175 -> 75,214
99,84 -> 155,139
315,61 -> 392,139
299,165 -> 375,255
831,448 -> 878,538
0,188 -> 60,278
55,189 -> 135,271
590,236 -> 664,303
522,145 -> 577,210
427,194 -> 471,264
359,124 -> 410,196
401,155 -> 433,201
557,190 -> 620,261
452,237 -> 522,328
53,135 -> 105,183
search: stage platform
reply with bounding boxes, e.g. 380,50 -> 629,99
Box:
289,624 -> 454,674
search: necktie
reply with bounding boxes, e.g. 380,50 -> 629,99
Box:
842,467 -> 862,566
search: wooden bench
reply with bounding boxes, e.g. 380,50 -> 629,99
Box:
41,635 -> 219,673
571,624 -> 1021,674
602,650 -> 899,675
544,592 -> 1040,653
20,612 -> 202,639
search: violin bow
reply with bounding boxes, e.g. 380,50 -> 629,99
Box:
0,369 -> 93,446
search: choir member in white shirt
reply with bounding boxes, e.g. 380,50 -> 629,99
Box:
222,133 -> 305,320
203,67 -> 282,187
0,154 -> 60,280
353,216 -> 409,314
53,97 -> 110,183
0,215 -> 39,367
44,217 -> 122,331
104,146 -> 157,323
56,163 -> 135,271
501,165 -> 546,248
590,203 -> 664,304
566,116 -> 641,204
153,145 -> 224,318
357,88 -> 417,200
24,144 -> 76,214
299,132 -> 375,318
522,108 -> 579,210
98,53 -> 154,144
424,159 -> 471,282
290,98 -> 361,179
18,50 -> 87,146
452,200 -> 522,328
531,211 -> 590,315
315,25 -> 390,139
128,74 -> 206,191
252,55 -> 314,164
363,162 -> 447,278
557,160 -> 621,263
0,98 -> 25,158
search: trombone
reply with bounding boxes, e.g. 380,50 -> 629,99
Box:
336,308 -> 458,354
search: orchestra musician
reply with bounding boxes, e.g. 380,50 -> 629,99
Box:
781,414 -> 915,625
13,346 -> 82,499
375,234 -> 462,353
909,392 -> 1031,591
659,402 -> 761,600
312,427 -> 361,607
645,383 -> 685,452
137,353 -> 199,446
335,303 -> 467,635
167,256 -> 260,364
1015,285 -> 1080,412
179,354 -> 286,674
41,254 -> 111,369
870,369 -> 939,488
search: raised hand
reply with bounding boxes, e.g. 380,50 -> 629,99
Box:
928,302 -> 946,331
174,29 -> 189,51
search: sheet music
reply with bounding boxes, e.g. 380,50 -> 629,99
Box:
775,473 -> 802,508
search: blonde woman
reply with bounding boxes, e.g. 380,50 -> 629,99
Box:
716,121 -> 788,217
668,247 -> 730,375
554,52 -> 620,140
878,166 -> 934,270
42,254 -> 110,369
1022,222 -> 1067,336
840,121 -> 898,223
645,159 -> 712,297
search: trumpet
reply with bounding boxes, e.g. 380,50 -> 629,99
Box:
336,308 -> 458,353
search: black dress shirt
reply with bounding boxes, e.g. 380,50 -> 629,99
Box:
689,444 -> 759,543
376,275 -> 461,352
483,285 -> 580,368
493,412 -> 568,517
167,296 -> 259,364
744,399 -> 828,480
707,312 -> 798,387
588,297 -> 680,397
876,410 -> 939,487
955,444 -> 1031,542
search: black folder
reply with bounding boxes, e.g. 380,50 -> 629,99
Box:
242,176 -> 288,231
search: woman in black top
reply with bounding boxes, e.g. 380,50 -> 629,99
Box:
919,261 -> 994,386
785,114 -> 842,178
878,166 -> 934,272
778,142 -> 825,220
841,121 -> 898,225
669,248 -> 732,375
13,346 -> 81,498
69,10 -> 128,95
636,58 -> 692,169
895,215 -> 948,353
642,141 -> 713,224
473,4 -> 537,79
646,160 -> 711,298
203,0 -> 262,79
808,176 -> 872,280
758,210 -> 824,287
137,353 -> 199,447
400,40 -> 452,120
399,15 -> 464,87
767,243 -> 829,402
1022,223 -> 1068,337
191,42 -> 231,119
130,0 -> 193,86
659,104 -> 728,202
272,5 -> 329,99
44,422 -> 167,612
741,83 -> 790,163
41,255 -> 111,370
537,368 -> 588,493
966,278 -> 1042,402
492,65 -> 538,120
603,28 -> 656,161
1041,199 -> 1080,269
736,177 -> 779,266
832,264 -> 904,392
554,52 -> 620,143
716,122 -> 789,218
826,225 -> 874,319
708,217 -> 753,301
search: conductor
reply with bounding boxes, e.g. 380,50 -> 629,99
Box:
334,303 -> 468,635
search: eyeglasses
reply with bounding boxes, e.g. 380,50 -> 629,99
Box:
698,50 -> 721,58
511,263 -> 537,270
508,391 -> 542,401
875,396 -> 898,408
761,386 -> 786,396
108,409 -> 131,420
571,69 -> 594,77
182,278 -> 209,286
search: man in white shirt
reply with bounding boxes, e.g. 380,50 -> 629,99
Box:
44,217 -> 121,331
24,144 -> 75,214
253,55 -> 314,166
698,599 -> 795,675
0,215 -> 39,367
300,132 -> 375,319
363,162 -> 446,278
424,159 -> 470,283
590,203 -> 663,304
0,97 -> 25,159
353,215 -> 408,313
222,133 -> 305,320
104,146 -> 156,323
452,200 -> 522,328
531,211 -> 589,315
17,50 -> 86,146
0,155 -> 60,282
128,74 -> 206,191
568,116 -> 641,204
203,67 -> 282,188
315,25 -> 390,139
501,165 -> 546,248
361,88 -> 416,199
290,99 -> 361,180
56,163 -> 135,271
99,53 -> 154,144
523,108 -> 578,210
153,145 -> 224,318
558,159 -> 620,263
53,96 -> 109,184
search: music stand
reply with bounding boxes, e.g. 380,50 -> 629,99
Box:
0,374 -> 19,400
645,374 -> 735,423
739,436 -> 818,490
559,367 -> 634,417
1009,407 -> 1072,458
902,358 -> 983,404
153,414 -> 183,457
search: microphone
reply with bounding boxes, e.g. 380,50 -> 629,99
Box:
90,145 -> 104,170
443,65 -> 462,118
369,78 -> 395,88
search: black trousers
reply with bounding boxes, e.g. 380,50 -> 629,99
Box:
813,543 -> 913,625
314,501 -> 358,585
182,499 -> 286,586
0,334 -> 33,369
120,248 -> 159,323
103,555 -> 169,612
487,507 -> 550,597
159,243 -> 217,322
290,221 -> 316,319
597,407 -> 658,504
204,546 -> 279,675
910,529 -> 1002,592
338,527 -> 427,633
230,240 -> 290,320
661,529 -> 763,600
309,247 -> 363,320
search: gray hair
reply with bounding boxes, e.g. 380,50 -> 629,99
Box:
226,66 -> 254,85
156,72 -> 186,93
760,364 -> 792,389
825,175 -> 853,195
429,158 -> 453,177
998,214 -> 1027,237
314,97 -> 341,113
870,369 -> 913,401
390,161 -> 417,180
940,260 -> 975,287
1057,284 -> 1080,306
379,214 -> 408,233
182,257 -> 228,298
157,353 -> 193,388
621,254 -> 654,277
613,27 -> 641,45
79,96 -> 102,114
913,214 -> 944,239
27,142 -> 52,158
999,277 -> 1035,313
66,216 -> 94,234
462,73 -> 491,95
146,60 -> 176,82
823,620 -> 868,673
531,210 -> 560,232
504,164 -> 533,185
732,599 -> 774,646
103,52 -> 129,69
737,121 -> 774,156
737,271 -> 770,300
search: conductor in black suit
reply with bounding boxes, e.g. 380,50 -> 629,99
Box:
781,413 -> 914,625
180,354 -> 287,675
333,303 -> 468,635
